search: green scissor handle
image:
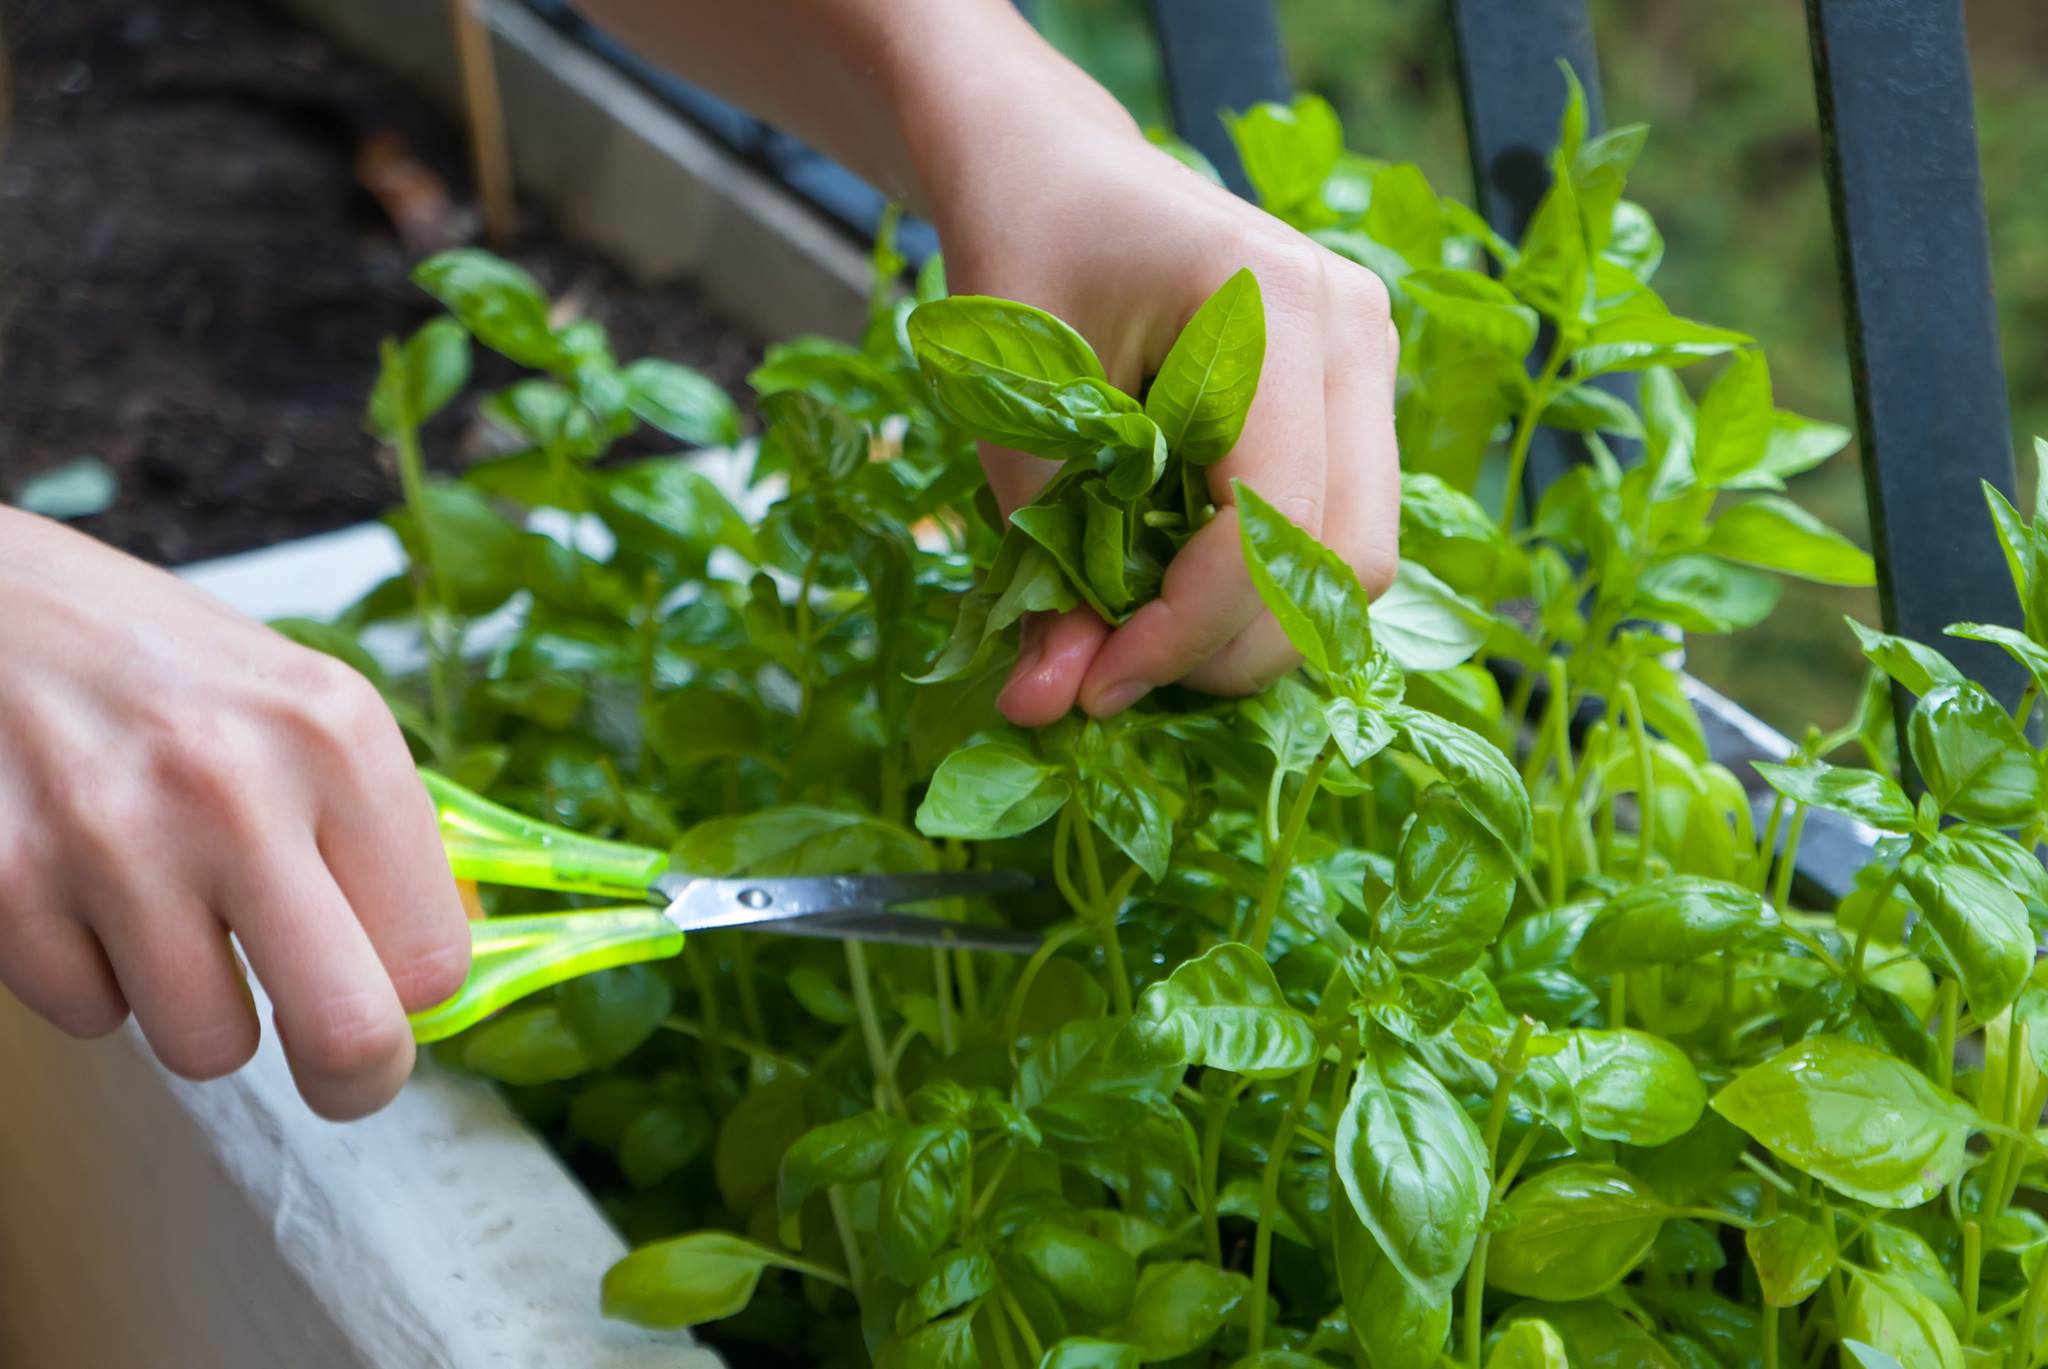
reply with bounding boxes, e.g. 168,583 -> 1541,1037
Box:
408,908 -> 685,1043
420,768 -> 670,899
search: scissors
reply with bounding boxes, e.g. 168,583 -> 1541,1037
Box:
409,769 -> 1040,1043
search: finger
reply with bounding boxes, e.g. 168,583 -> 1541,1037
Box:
1078,280 -> 1329,713
317,732 -> 471,1014
980,441 -> 1062,519
95,892 -> 258,1080
1186,278 -> 1400,693
0,908 -> 128,1039
227,844 -> 414,1121
998,609 -> 1109,726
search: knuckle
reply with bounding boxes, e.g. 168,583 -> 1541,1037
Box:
155,1012 -> 259,1081
392,933 -> 471,1011
1245,231 -> 1324,309
1269,488 -> 1324,539
288,653 -> 394,759
292,989 -> 410,1081
1352,542 -> 1400,600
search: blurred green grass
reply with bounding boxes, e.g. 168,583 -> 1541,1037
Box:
1035,0 -> 2048,739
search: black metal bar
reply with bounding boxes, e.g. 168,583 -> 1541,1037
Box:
1445,0 -> 1630,500
1148,0 -> 1292,199
1806,0 -> 2020,707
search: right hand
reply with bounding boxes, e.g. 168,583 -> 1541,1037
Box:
0,510 -> 470,1119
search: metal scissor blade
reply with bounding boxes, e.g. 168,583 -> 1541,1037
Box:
657,870 -> 1038,935
756,910 -> 1041,954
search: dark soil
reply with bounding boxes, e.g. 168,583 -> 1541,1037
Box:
0,0 -> 762,565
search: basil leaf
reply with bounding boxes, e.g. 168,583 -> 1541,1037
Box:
1841,1270 -> 1965,1369
1688,349 -> 1772,487
1404,267 -> 1540,357
1334,1038 -> 1488,1303
1710,1035 -> 1977,1207
1225,96 -> 1343,214
1552,1028 -> 1706,1146
917,739 -> 1071,840
1538,382 -> 1644,438
1752,759 -> 1913,832
875,1306 -> 983,1369
621,357 -> 740,447
1332,1195 -> 1451,1365
559,963 -> 672,1066
778,1111 -> 906,1246
1745,1212 -> 1836,1307
1572,314 -> 1751,377
1899,857 -> 2032,1022
1505,169 -> 1587,325
1113,1260 -> 1250,1362
1004,1221 -> 1139,1330
1704,495 -> 1876,586
1038,1339 -> 1141,1369
763,389 -> 868,484
1391,708 -> 1535,865
1502,1302 -> 1683,1369
1947,620 -> 2048,698
1847,618 -> 1965,697
1907,681 -> 2043,825
1134,942 -> 1318,1078
413,248 -> 565,369
1369,561 -> 1494,672
1486,1163 -> 1665,1301
367,316 -> 471,441
1484,1318 -> 1570,1369
459,1004 -> 594,1084
1376,784 -> 1515,977
601,1231 -> 837,1329
1634,554 -> 1781,634
878,1122 -> 971,1283
897,1245 -> 996,1334
1082,482 -> 1133,613
1146,267 -> 1266,466
1236,480 -> 1375,679
909,294 -> 1105,386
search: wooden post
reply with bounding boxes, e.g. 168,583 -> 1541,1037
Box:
447,0 -> 516,247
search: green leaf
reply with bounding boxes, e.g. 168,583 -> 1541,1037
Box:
672,805 -> 930,878
1907,681 -> 2043,824
1689,350 -> 1772,487
1710,1035 -> 1977,1207
898,1246 -> 997,1334
601,1231 -> 838,1329
1899,856 -> 2032,1022
459,1004 -> 594,1084
1370,562 -> 1494,672
777,1111 -> 905,1246
1146,267 -> 1266,465
1005,1221 -> 1139,1330
1039,1339 -> 1142,1369
1484,1318 -> 1570,1369
1376,784 -> 1515,977
1224,95 -> 1343,213
1114,1260 -> 1250,1362
1242,675 -> 1334,774
763,389 -> 868,485
1841,1270 -> 1964,1369
875,1306 -> 983,1369
1502,1302 -> 1683,1369
1134,942 -> 1318,1079
1486,1163 -> 1665,1301
1506,170 -> 1587,326
1947,621 -> 2048,697
909,294 -> 1104,385
1634,554 -> 1781,634
1866,1223 -> 1966,1330
1703,496 -> 1875,586
878,1123 -> 970,1284
1572,314 -> 1751,377
1745,1212 -> 1836,1307
1840,1343 -> 1907,1369
1731,411 -> 1853,490
1333,1196 -> 1450,1365
1082,482 -> 1132,613
1334,1037 -> 1488,1304
412,249 -> 564,370
1538,383 -> 1644,439
1847,619 -> 1965,697
621,357 -> 740,447
1236,480 -> 1375,679
368,317 -> 471,441
1390,708 -> 1534,865
1751,760 -> 1913,832
715,1076 -> 811,1213
916,739 -> 1071,840
559,964 -> 672,1066
618,1102 -> 710,1190
1403,267 -> 1540,357
1552,1028 -> 1706,1146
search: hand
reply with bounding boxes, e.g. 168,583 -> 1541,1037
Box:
902,63 -> 1400,725
0,511 -> 470,1119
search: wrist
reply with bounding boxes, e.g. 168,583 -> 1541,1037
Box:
874,3 -> 1138,229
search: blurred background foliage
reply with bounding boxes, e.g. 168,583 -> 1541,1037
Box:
1033,0 -> 2048,739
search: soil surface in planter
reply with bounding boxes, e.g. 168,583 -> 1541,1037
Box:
0,0 -> 762,565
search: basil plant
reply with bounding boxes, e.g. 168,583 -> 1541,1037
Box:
311,72 -> 2048,1369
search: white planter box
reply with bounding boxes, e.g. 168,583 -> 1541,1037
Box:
0,524 -> 723,1369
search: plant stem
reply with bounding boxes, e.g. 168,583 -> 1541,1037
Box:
1771,807 -> 1808,913
1937,979 -> 1960,1091
1761,1185 -> 1780,1369
1964,1218 -> 1984,1344
2011,1234 -> 2048,1369
1248,1060 -> 1320,1354
1618,682 -> 1656,877
1199,1078 -> 1247,1268
844,940 -> 900,1115
1754,794 -> 1786,895
1250,750 -> 1333,955
932,945 -> 956,1056
635,568 -> 659,775
1073,818 -> 1134,1017
827,1185 -> 865,1289
1851,860 -> 1906,976
1500,334 -> 1569,529
1467,1018 -> 1536,1368
384,339 -> 456,756
678,942 -> 726,1078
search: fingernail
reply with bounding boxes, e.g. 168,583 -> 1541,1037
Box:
1090,679 -> 1150,716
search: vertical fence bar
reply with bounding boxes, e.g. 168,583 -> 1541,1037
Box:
1806,0 -> 2020,706
1149,0 -> 1291,199
1445,0 -> 1624,500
